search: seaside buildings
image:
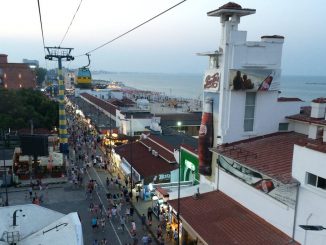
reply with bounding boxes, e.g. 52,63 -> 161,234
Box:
167,2 -> 326,245
0,54 -> 36,89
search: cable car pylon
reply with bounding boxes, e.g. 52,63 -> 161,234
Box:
45,46 -> 74,154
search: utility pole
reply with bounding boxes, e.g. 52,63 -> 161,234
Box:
2,130 -> 9,206
130,115 -> 133,195
45,47 -> 74,154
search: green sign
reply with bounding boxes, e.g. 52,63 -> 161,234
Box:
180,148 -> 199,184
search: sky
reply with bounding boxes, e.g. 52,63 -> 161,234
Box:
1,0 -> 326,76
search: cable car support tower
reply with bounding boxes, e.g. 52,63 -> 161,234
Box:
45,47 -> 74,154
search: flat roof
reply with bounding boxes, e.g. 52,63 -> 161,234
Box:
169,191 -> 299,245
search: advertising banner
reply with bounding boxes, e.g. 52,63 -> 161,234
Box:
198,97 -> 213,176
229,69 -> 280,91
218,156 -> 297,208
203,69 -> 220,92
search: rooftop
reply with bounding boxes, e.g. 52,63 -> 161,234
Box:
0,204 -> 82,245
287,106 -> 326,126
151,127 -> 198,150
169,191 -> 298,245
114,141 -> 177,178
80,93 -> 117,116
211,132 -> 326,184
158,112 -> 202,127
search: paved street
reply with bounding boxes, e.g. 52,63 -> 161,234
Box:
3,164 -> 156,245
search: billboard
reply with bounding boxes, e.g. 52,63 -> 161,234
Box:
20,135 -> 49,157
218,155 -> 297,208
229,69 -> 280,91
203,69 -> 220,92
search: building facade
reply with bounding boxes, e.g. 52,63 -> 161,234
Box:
0,54 -> 36,89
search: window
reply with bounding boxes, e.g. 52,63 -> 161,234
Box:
306,172 -> 326,190
244,92 -> 256,132
278,123 -> 289,131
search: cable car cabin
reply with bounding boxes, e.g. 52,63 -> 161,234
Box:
76,67 -> 92,89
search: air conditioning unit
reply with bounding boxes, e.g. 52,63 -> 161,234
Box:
154,151 -> 159,157
151,150 -> 156,155
148,147 -> 152,152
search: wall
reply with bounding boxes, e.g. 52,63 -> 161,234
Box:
290,121 -> 309,135
292,145 -> 326,245
218,169 -> 295,236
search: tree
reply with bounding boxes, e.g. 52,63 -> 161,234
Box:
0,88 -> 58,130
35,67 -> 47,86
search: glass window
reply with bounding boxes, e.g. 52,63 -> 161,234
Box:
278,123 -> 289,131
244,92 -> 256,132
307,173 -> 317,186
317,177 -> 326,190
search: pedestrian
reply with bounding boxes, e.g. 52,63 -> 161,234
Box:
173,229 -> 178,243
28,187 -> 33,199
100,217 -> 106,232
136,192 -> 139,202
130,206 -> 134,219
93,239 -> 99,245
89,202 -> 94,212
91,217 -> 97,231
132,233 -> 139,245
125,207 -> 130,222
141,234 -> 149,245
101,238 -> 107,245
120,215 -> 125,231
141,214 -> 146,231
131,220 -> 136,235
156,225 -> 162,239
147,207 -> 152,222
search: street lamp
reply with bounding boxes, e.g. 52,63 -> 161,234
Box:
177,121 -> 182,133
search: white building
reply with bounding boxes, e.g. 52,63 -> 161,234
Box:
178,2 -> 326,245
0,204 -> 83,245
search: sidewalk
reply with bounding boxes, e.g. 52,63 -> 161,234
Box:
131,196 -> 175,245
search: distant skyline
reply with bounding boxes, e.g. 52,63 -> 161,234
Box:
1,0 -> 326,76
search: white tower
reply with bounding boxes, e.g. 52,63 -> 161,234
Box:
202,2 -> 285,145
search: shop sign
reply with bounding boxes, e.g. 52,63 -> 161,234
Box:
203,68 -> 220,92
152,173 -> 171,184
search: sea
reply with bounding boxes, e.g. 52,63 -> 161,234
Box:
92,72 -> 326,103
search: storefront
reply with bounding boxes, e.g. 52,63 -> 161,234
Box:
152,187 -> 169,217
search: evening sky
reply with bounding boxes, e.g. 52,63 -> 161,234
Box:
1,0 -> 325,76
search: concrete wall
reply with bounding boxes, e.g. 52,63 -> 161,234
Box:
292,145 -> 326,245
218,169 -> 295,237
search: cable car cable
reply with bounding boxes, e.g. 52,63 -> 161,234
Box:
76,0 -> 187,57
59,0 -> 84,47
36,0 -> 48,68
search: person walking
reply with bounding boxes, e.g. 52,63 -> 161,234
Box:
120,215 -> 125,232
141,234 -> 149,245
100,217 -> 106,232
141,214 -> 146,231
131,220 -> 136,235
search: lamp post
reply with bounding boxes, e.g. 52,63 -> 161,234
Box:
1,130 -> 9,206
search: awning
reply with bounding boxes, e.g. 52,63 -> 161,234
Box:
120,162 -> 131,175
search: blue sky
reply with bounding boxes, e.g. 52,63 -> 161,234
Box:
1,0 -> 326,76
